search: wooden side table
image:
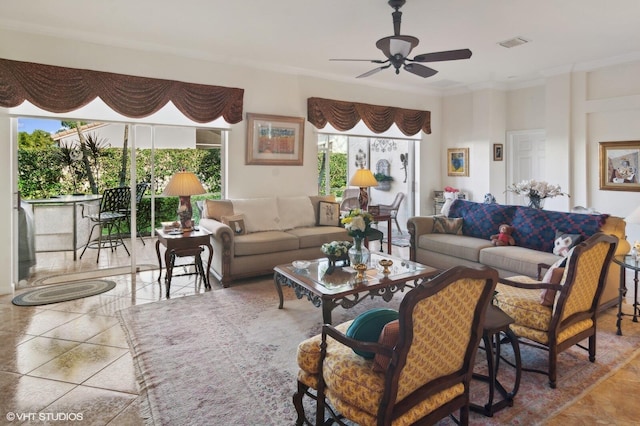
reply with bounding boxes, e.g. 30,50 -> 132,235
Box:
470,304 -> 521,417
155,228 -> 213,297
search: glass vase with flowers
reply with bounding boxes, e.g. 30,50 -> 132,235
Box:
506,180 -> 569,209
341,208 -> 375,266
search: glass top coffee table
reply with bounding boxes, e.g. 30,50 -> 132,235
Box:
273,253 -> 440,324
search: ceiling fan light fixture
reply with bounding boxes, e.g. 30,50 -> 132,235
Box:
376,35 -> 419,58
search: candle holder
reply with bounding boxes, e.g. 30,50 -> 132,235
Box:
379,259 -> 393,275
354,263 -> 368,282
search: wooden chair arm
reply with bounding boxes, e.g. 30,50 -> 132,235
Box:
499,277 -> 563,291
321,324 -> 394,359
537,262 -> 553,280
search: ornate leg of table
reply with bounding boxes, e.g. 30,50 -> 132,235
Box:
504,328 -> 521,400
484,334 -> 497,415
166,250 -> 176,298
203,242 -> 213,290
155,239 -> 163,283
386,218 -> 392,254
274,272 -> 285,309
617,265 -> 626,335
194,251 -> 205,288
321,299 -> 333,325
634,270 -> 639,322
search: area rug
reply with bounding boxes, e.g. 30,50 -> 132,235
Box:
29,264 -> 158,286
12,279 -> 117,306
117,278 -> 640,425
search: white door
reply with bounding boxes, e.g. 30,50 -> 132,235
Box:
506,129 -> 546,205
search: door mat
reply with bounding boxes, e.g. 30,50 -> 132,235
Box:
12,280 -> 117,306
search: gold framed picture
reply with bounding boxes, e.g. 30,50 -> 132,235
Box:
599,141 -> 640,191
246,113 -> 304,165
447,148 -> 469,176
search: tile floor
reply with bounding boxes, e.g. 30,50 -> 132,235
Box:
1,239 -> 639,424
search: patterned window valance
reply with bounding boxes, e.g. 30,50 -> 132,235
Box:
0,58 -> 244,124
307,97 -> 430,136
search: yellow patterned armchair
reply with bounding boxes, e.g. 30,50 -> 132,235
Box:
293,266 -> 498,426
494,232 -> 618,389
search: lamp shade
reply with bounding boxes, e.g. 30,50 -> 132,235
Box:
349,169 -> 379,188
162,171 -> 206,197
626,205 -> 640,225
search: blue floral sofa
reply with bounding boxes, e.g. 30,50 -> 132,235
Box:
408,200 -> 628,310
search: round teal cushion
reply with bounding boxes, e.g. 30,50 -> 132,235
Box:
346,308 -> 399,359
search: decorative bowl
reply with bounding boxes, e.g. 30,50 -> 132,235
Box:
292,260 -> 310,270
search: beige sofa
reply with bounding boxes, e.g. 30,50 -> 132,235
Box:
198,196 -> 348,287
408,200 -> 629,310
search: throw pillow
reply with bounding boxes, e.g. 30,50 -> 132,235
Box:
232,198 -> 281,233
432,217 -> 463,235
204,199 -> 234,220
552,231 -> 582,257
448,200 -> 518,240
345,308 -> 399,359
317,201 -> 341,226
221,214 -> 247,235
539,253 -> 570,306
277,196 -> 317,230
372,319 -> 400,373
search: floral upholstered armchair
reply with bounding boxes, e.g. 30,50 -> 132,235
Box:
494,232 -> 618,388
293,266 -> 498,426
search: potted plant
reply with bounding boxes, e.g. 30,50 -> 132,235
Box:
374,173 -> 394,191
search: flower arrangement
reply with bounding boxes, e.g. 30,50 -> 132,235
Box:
507,180 -> 569,199
341,208 -> 374,239
321,241 -> 352,258
444,186 -> 459,193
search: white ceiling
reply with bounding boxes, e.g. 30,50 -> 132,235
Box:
3,0 -> 640,94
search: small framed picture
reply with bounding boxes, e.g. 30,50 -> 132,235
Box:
493,143 -> 504,161
433,191 -> 444,202
368,205 -> 380,216
447,148 -> 469,177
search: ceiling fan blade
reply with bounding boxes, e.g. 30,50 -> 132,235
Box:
356,65 -> 391,78
330,59 -> 388,64
412,49 -> 472,63
404,63 -> 438,78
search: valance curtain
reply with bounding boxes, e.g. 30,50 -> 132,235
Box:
307,97 -> 430,136
0,58 -> 244,124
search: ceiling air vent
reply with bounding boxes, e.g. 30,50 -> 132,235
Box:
498,37 -> 530,49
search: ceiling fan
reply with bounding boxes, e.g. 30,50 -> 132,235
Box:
331,0 -> 472,79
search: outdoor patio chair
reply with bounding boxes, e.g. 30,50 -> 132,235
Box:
294,265 -> 498,426
79,186 -> 131,262
378,192 -> 405,233
339,188 -> 360,214
494,232 -> 618,388
119,182 -> 149,245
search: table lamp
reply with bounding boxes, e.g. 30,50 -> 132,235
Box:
162,170 -> 206,231
349,168 -> 378,211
